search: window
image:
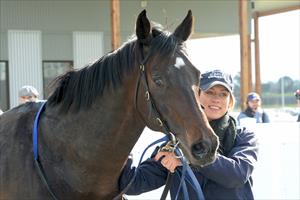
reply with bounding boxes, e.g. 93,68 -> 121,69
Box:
43,61 -> 73,98
0,61 -> 9,111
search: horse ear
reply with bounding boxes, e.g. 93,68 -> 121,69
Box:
136,10 -> 151,43
173,10 -> 194,42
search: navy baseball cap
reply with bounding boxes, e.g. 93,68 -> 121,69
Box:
247,92 -> 261,101
200,70 -> 233,92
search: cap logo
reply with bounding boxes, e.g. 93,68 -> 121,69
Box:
207,71 -> 224,79
207,71 -> 231,83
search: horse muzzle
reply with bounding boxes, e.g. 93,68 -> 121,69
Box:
190,136 -> 219,166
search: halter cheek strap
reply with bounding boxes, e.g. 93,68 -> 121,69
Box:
137,63 -> 177,143
134,43 -> 177,144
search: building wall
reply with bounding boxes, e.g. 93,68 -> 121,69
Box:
0,0 -> 241,109
0,0 -> 241,60
8,30 -> 43,107
0,0 -> 111,60
119,0 -> 240,36
42,32 -> 73,61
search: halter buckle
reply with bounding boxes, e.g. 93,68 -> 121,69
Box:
160,141 -> 176,152
169,132 -> 177,144
139,64 -> 144,71
156,118 -> 163,127
145,91 -> 150,101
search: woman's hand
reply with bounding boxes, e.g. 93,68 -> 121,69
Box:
154,151 -> 182,173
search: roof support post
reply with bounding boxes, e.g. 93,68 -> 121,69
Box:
239,0 -> 252,110
253,12 -> 261,95
110,0 -> 120,50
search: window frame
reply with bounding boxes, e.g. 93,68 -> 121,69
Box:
42,60 -> 73,98
0,60 -> 10,111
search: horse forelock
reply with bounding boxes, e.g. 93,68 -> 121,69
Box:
47,28 -> 181,114
149,27 -> 179,57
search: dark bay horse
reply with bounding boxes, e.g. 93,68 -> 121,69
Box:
0,10 -> 218,199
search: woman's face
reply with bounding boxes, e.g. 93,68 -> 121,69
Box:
199,85 -> 231,121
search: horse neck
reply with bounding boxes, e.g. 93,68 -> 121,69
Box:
39,63 -> 146,195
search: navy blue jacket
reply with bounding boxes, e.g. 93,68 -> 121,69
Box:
119,127 -> 258,200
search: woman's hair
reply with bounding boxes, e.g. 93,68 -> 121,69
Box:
228,93 -> 236,111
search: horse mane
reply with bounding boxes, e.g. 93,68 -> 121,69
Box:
47,26 -> 179,113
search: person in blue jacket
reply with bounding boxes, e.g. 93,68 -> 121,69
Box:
237,92 -> 270,125
118,69 -> 259,200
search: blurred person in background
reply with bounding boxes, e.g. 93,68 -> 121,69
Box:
295,89 -> 300,122
18,85 -> 40,105
237,92 -> 270,126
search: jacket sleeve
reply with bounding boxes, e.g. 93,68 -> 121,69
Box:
236,112 -> 246,125
195,127 -> 258,188
262,111 -> 271,123
118,157 -> 169,195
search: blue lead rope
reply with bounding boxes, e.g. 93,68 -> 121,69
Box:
32,101 -> 58,200
33,101 -> 47,160
175,148 -> 205,200
137,135 -> 170,165
113,135 -> 170,200
123,135 -> 205,200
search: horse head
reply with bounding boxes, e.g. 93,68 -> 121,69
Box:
135,10 -> 219,167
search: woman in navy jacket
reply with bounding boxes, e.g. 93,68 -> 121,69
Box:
119,70 -> 259,200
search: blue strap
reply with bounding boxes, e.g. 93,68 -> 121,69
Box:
138,135 -> 169,164
33,101 -> 47,160
175,158 -> 188,200
136,136 -> 205,200
114,135 -> 169,200
32,101 -> 59,200
186,164 -> 205,199
175,148 -> 205,200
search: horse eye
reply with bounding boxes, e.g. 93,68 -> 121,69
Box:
153,77 -> 164,87
155,79 -> 164,87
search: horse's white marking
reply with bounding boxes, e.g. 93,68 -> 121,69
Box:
174,57 -> 185,69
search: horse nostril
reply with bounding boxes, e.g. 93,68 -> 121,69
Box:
192,140 -> 210,159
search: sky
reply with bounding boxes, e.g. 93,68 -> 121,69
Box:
187,10 -> 300,83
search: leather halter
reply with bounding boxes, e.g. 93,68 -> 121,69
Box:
133,43 -> 177,144
128,44 -> 205,200
113,43 -> 179,200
